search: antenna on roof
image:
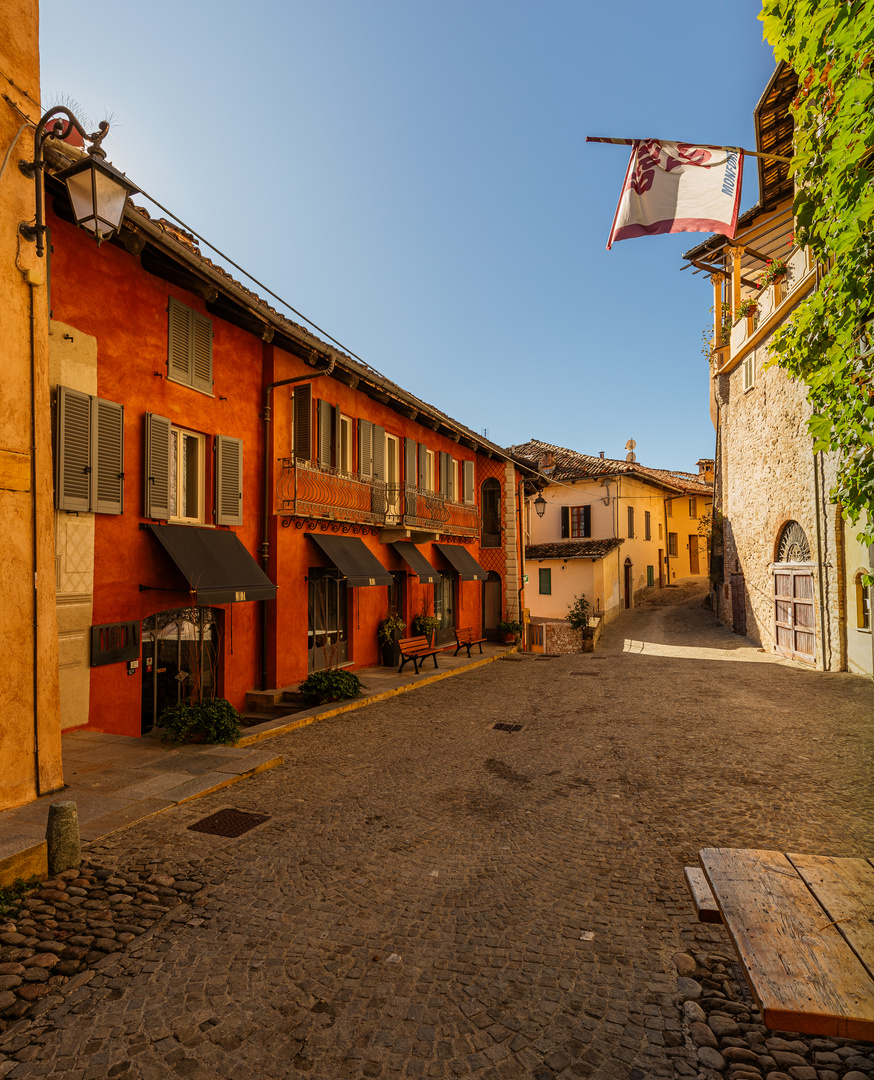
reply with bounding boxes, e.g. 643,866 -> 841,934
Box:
625,438 -> 637,463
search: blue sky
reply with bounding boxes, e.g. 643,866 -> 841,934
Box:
40,0 -> 776,471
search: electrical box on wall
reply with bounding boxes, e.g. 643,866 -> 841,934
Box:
90,621 -> 139,666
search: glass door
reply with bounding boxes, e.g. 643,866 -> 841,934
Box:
141,607 -> 219,734
434,573 -> 456,645
308,569 -> 348,671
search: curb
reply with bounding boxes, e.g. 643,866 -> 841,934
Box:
236,647 -> 518,747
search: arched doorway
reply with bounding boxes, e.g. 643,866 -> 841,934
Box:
141,607 -> 221,734
773,521 -> 815,663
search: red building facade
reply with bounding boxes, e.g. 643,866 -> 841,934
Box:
46,165 -> 530,738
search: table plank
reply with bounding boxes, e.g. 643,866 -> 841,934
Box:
700,848 -> 874,1040
788,854 -> 874,982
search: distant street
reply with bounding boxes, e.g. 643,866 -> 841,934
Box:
3,583 -> 873,1079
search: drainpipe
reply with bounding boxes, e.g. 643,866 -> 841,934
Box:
27,277 -> 42,795
260,358 -> 335,691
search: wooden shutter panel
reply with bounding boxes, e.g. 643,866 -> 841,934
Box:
145,412 -> 172,520
463,460 -> 475,504
293,383 -> 312,460
333,405 -> 341,470
583,504 -> 591,537
418,443 -> 427,489
93,397 -> 124,515
191,311 -> 213,394
168,298 -> 193,384
372,425 -> 385,479
317,400 -> 332,466
439,451 -> 449,495
215,435 -> 243,526
560,506 -> 570,538
359,420 -> 373,477
405,438 -> 417,489
55,385 -> 92,512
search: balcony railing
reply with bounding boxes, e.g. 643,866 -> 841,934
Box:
277,458 -> 482,537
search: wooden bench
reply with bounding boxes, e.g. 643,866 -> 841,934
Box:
453,626 -> 486,658
684,866 -> 723,924
397,635 -> 442,675
697,848 -> 874,1040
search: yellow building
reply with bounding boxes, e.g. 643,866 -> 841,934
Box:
0,0 -> 64,810
510,440 -> 712,625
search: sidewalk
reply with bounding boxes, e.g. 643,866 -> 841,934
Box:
0,641 -> 514,882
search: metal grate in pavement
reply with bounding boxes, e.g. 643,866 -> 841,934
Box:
573,671 -> 601,676
493,723 -> 524,732
188,809 -> 272,837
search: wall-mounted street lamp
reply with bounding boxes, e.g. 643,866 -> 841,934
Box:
533,493 -> 547,518
19,107 -> 139,258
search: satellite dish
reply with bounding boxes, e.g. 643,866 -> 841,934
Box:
625,439 -> 636,450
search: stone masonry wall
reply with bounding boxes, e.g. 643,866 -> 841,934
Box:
714,339 -> 843,670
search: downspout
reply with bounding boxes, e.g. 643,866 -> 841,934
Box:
812,448 -> 829,671
260,359 -> 334,691
516,476 -> 528,634
27,277 -> 42,795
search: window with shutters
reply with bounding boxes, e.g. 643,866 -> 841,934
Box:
293,384 -> 313,460
538,568 -> 551,595
644,510 -> 651,540
169,426 -> 205,523
167,298 -> 213,394
339,415 -> 352,473
425,450 -> 435,491
462,460 -> 475,504
668,532 -> 678,557
569,506 -> 591,538
450,459 -> 460,502
627,506 -> 635,538
54,385 -> 124,515
742,352 -> 755,393
688,497 -> 697,518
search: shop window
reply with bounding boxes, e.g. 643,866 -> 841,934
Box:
539,567 -> 552,595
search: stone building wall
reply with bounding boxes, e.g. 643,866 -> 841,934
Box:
714,337 -> 844,670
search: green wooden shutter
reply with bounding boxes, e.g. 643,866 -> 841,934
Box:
560,507 -> 570,538
215,434 -> 243,526
359,420 -> 373,477
372,425 -> 385,479
462,460 -> 475,504
191,311 -> 213,394
93,397 -> 124,515
55,385 -> 92,512
317,399 -> 332,466
293,383 -> 312,460
168,298 -> 193,385
145,412 -> 172,520
418,443 -> 427,489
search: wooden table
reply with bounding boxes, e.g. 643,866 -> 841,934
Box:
698,848 -> 874,1040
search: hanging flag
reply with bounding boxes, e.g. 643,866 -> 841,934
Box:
590,139 -> 744,250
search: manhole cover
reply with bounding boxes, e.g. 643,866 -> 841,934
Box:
188,809 -> 271,837
493,723 -> 523,732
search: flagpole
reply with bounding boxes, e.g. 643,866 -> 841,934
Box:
585,137 -> 792,164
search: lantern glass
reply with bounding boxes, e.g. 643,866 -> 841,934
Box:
62,157 -> 136,242
534,494 -> 547,518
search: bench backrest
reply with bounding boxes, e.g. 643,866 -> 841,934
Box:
455,627 -> 474,642
398,635 -> 430,652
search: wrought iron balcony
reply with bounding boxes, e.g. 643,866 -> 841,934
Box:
276,459 -> 481,537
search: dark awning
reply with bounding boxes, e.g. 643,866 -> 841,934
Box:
434,543 -> 488,581
391,542 -> 438,584
308,534 -> 393,586
148,525 -> 276,604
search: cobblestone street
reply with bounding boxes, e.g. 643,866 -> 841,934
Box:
1,585 -> 872,1080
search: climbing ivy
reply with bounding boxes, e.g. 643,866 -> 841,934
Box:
759,0 -> 874,551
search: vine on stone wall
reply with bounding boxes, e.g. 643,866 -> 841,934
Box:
760,0 -> 874,557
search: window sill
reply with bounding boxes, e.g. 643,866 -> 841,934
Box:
166,374 -> 214,398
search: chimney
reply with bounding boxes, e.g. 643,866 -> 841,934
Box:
696,458 -> 715,484
599,451 -> 605,459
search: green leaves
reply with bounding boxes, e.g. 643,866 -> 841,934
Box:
761,0 -> 874,540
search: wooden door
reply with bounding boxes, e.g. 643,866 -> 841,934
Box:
730,572 -> 746,635
689,535 -> 700,575
624,559 -> 632,609
774,569 -> 815,663
482,572 -> 501,639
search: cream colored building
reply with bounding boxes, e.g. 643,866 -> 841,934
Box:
509,440 -> 712,625
0,0 -> 65,813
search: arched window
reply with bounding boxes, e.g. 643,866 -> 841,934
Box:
776,520 -> 811,563
481,478 -> 501,547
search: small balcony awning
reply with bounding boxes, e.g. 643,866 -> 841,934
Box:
308,534 -> 393,586
147,525 -> 276,604
434,543 -> 488,581
391,541 -> 438,584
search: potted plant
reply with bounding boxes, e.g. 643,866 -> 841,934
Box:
757,257 -> 788,289
736,296 -> 758,320
498,619 -> 523,644
378,612 -> 406,667
412,612 -> 441,646
566,594 -> 594,652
